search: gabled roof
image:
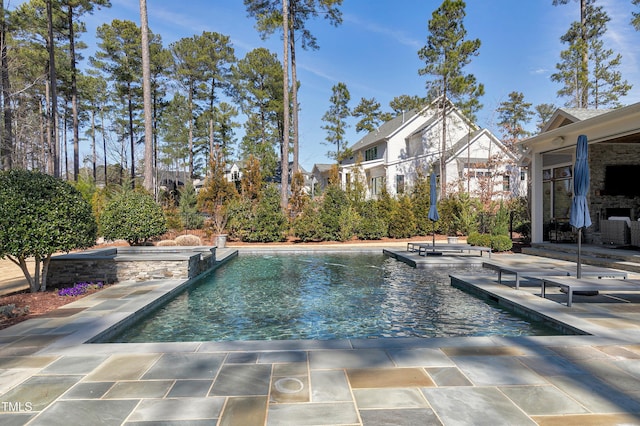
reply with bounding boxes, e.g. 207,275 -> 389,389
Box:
312,164 -> 334,173
446,128 -> 517,165
541,108 -> 612,133
349,109 -> 420,152
520,102 -> 640,154
348,96 -> 476,152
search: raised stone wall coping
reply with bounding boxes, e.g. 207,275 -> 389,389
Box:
52,246 -> 216,262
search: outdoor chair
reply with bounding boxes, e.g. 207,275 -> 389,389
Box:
600,217 -> 631,245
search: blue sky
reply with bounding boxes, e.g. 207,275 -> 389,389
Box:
13,0 -> 640,171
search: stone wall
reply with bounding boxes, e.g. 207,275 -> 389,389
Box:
587,144 -> 640,243
47,247 -> 217,287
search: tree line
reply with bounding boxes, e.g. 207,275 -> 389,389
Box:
0,0 -> 636,203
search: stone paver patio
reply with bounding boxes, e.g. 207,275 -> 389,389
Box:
2,247 -> 640,425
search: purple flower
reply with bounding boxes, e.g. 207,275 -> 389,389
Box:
58,281 -> 105,297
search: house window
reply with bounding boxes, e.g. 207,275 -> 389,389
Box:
365,146 -> 378,161
503,175 -> 510,191
396,175 -> 405,194
520,170 -> 526,181
371,176 -> 385,196
543,165 -> 573,240
231,171 -> 240,181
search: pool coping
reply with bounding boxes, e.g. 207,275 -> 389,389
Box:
4,247 -> 640,425
2,247 -> 637,356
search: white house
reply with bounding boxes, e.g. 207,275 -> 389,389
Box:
338,96 -> 524,200
520,102 -> 640,244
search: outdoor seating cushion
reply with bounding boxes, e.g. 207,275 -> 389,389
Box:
608,216 -> 632,226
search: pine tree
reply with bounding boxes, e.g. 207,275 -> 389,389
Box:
535,103 -> 556,131
321,82 -> 350,161
551,0 -> 631,108
244,0 -> 344,176
417,0 -> 483,198
231,47 -> 283,177
352,97 -> 384,133
496,91 -> 534,150
389,94 -> 426,115
91,19 -> 143,187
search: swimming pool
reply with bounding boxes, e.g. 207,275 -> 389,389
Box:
110,253 -> 559,342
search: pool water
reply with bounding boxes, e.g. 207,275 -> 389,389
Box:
110,253 -> 559,342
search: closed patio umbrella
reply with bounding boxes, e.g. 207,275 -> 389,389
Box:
428,173 -> 440,254
569,134 -> 591,278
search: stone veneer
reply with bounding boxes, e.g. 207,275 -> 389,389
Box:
587,143 -> 640,243
47,246 -> 217,287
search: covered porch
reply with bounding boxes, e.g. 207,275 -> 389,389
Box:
521,103 -> 640,246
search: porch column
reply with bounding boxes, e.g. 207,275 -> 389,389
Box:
530,151 -> 544,243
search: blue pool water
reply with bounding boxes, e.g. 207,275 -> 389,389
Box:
110,253 -> 559,342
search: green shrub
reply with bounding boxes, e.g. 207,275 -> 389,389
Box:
101,189 -> 167,246
357,200 -> 387,240
467,232 -> 491,247
0,169 -> 97,292
318,185 -> 349,241
226,198 -> 254,241
388,195 -> 417,238
179,182 -> 204,230
375,188 -> 395,237
410,171 -> 432,236
246,184 -> 287,242
490,235 -> 513,252
293,200 -> 325,242
491,201 -> 510,236
438,195 -> 462,236
337,206 -> 360,242
293,203 -> 323,241
454,193 -> 479,236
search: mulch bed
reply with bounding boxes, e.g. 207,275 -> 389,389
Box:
0,286 -> 110,331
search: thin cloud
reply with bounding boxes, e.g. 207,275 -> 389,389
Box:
344,13 -> 422,49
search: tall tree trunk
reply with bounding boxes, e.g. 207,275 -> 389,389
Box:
45,81 -> 54,173
140,0 -> 154,192
290,25 -> 298,175
187,87 -> 194,178
0,0 -> 12,170
91,109 -> 96,181
39,97 -> 46,170
209,78 -> 216,168
440,89 -> 447,199
101,105 -> 107,185
47,0 -> 59,177
128,86 -> 135,187
580,0 -> 587,108
63,108 -> 68,180
68,5 -> 79,181
153,88 -> 159,199
281,0 -> 290,210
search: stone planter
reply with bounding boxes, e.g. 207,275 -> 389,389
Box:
215,234 -> 228,248
447,236 -> 459,244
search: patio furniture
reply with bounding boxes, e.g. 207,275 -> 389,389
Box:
407,242 -> 491,257
540,276 -> 640,307
631,221 -> 640,247
600,217 -> 631,245
482,261 -> 570,290
482,260 -> 628,290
